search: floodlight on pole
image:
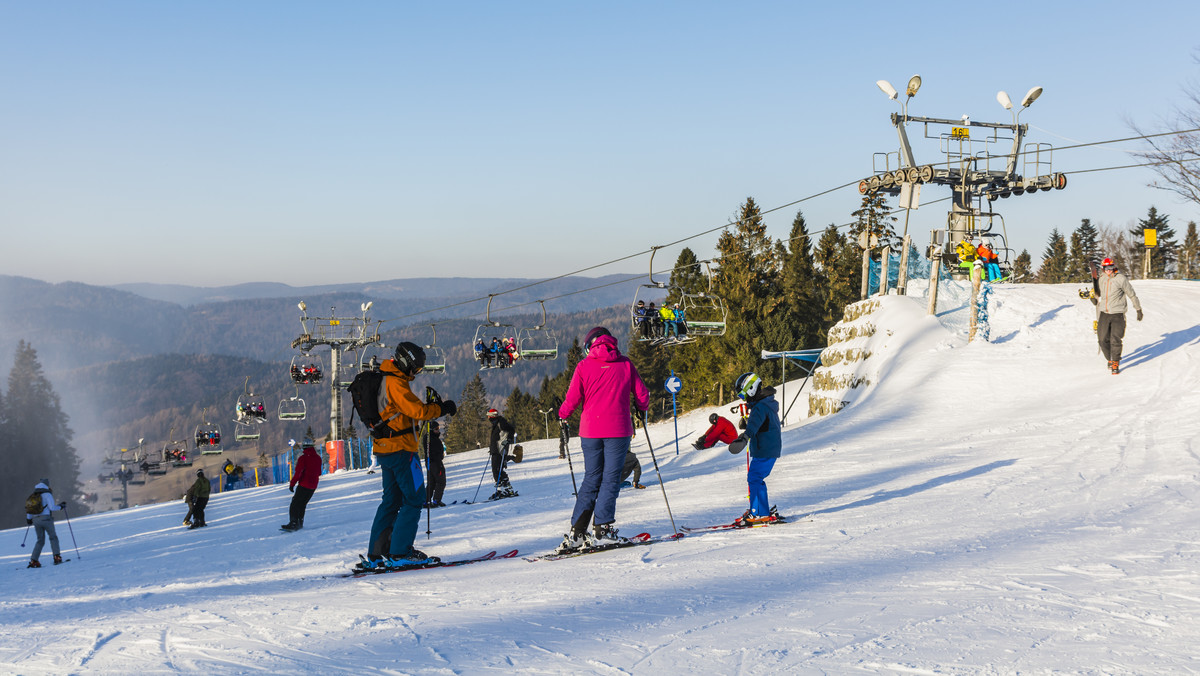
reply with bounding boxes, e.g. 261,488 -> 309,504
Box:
876,80 -> 899,101
905,75 -> 922,98
1020,86 -> 1043,108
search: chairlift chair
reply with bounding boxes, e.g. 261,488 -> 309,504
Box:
195,408 -> 223,454
278,388 -> 307,421
517,301 -> 559,361
473,295 -> 519,370
290,352 -> 323,385
631,246 -> 670,343
235,377 -> 268,425
422,325 -> 447,374
677,261 -> 727,338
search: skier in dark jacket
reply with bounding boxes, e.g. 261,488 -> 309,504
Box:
425,421 -> 447,506
731,372 -> 781,525
1095,257 -> 1143,375
27,480 -> 65,567
282,442 -> 322,530
186,469 -> 211,529
487,409 -> 516,499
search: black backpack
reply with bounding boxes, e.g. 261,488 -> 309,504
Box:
25,491 -> 44,515
347,369 -> 413,440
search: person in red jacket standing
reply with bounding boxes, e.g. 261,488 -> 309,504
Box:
692,413 -> 738,450
282,441 -> 322,531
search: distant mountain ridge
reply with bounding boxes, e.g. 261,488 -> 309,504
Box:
110,274 -> 641,308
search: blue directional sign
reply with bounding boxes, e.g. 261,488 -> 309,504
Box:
664,376 -> 682,394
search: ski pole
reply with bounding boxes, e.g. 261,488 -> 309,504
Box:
422,420 -> 432,539
470,452 -> 491,503
62,505 -> 81,560
637,411 -> 677,535
561,421 -> 578,496
20,523 -> 30,548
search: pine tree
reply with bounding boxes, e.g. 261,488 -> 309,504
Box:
1067,219 -> 1101,282
1012,249 -> 1033,281
502,387 -> 541,442
849,192 -> 899,250
708,197 -> 783,387
442,374 -> 490,454
1180,221 -> 1199,279
813,224 -> 858,331
1129,206 -> 1178,278
777,209 -> 826,350
1037,229 -> 1069,283
4,341 -> 83,528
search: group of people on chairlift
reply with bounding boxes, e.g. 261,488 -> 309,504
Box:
474,336 -> 519,368
195,430 -> 221,448
634,300 -> 688,340
290,363 -> 322,384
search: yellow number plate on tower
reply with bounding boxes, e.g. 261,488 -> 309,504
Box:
951,127 -> 970,139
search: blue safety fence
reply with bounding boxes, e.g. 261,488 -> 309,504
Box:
867,244 -> 955,296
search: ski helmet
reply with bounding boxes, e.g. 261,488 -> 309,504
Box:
1101,257 -> 1116,270
709,413 -> 719,425
734,372 -> 761,401
393,341 -> 426,375
583,326 -> 612,352
487,408 -> 499,419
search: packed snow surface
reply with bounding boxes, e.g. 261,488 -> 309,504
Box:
4,281 -> 1200,674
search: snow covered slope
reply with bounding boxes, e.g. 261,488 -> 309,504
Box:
4,281 -> 1199,674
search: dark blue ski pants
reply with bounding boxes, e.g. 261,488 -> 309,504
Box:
369,451 -> 425,558
572,437 -> 630,528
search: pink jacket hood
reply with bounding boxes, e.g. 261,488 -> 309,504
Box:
558,335 -> 649,438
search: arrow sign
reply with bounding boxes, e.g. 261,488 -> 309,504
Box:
664,376 -> 682,394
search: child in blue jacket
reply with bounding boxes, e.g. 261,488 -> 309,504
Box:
731,372 -> 781,524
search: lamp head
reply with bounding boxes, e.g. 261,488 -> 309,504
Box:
876,79 -> 899,101
298,301 -> 307,312
905,75 -> 922,98
1020,86 -> 1043,108
996,90 -> 1014,111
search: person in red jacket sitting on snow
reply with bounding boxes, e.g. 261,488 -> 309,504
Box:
693,413 -> 739,450
282,441 -> 322,531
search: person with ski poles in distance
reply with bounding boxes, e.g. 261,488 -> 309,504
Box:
366,342 -> 457,568
486,409 -> 517,499
424,420 -> 447,507
1095,257 -> 1143,375
281,440 -> 321,531
26,479 -> 65,567
555,326 -> 650,553
730,372 -> 782,525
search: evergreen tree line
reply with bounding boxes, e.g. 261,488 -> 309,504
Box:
1035,207 -> 1200,282
0,341 -> 85,529
442,195 -> 895,446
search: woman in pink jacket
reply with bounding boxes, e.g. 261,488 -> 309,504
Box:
556,327 -> 650,552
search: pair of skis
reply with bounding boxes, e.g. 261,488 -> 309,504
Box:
344,549 -> 520,577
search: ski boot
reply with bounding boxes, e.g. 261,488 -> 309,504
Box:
634,483 -> 647,490
692,439 -> 705,451
1111,359 -> 1120,375
385,548 -> 440,568
53,555 -> 63,565
27,560 -> 41,568
737,506 -> 780,527
183,519 -> 192,527
554,530 -> 588,555
281,521 -> 299,531
588,523 -> 628,547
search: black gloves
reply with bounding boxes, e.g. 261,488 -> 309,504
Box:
1136,309 -> 1144,322
289,485 -> 295,493
59,502 -> 67,509
26,518 -> 32,525
439,400 -> 457,417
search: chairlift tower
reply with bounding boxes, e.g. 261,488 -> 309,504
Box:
861,77 -> 1067,292
290,301 -> 382,443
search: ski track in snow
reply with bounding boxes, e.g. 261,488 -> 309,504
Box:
3,280 -> 1200,674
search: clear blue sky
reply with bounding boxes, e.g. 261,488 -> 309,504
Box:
2,1 -> 1198,288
